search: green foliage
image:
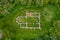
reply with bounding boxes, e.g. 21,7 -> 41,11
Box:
0,0 -> 60,40
43,0 -> 49,5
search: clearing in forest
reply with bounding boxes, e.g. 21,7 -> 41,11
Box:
16,11 -> 41,29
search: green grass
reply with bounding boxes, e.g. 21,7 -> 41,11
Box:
12,9 -> 41,39
10,4 -> 56,39
27,17 -> 39,22
18,18 -> 26,23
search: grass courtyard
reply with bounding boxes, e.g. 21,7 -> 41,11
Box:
16,11 -> 41,29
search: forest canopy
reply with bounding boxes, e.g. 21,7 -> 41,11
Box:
0,0 -> 60,40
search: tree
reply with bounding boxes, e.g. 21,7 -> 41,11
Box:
43,0 -> 49,5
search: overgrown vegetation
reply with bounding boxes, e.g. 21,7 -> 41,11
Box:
0,0 -> 60,40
